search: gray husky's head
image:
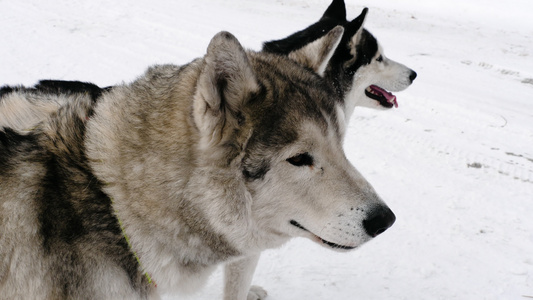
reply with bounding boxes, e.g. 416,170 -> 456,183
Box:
193,30 -> 395,253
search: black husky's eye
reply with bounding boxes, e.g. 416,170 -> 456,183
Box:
287,153 -> 313,167
376,55 -> 383,62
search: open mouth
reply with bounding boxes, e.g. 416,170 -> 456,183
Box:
365,85 -> 398,108
290,220 -> 356,250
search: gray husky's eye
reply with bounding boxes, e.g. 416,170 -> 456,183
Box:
287,153 -> 313,167
376,55 -> 383,62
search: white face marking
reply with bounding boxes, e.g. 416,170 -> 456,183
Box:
371,45 -> 415,92
343,43 -> 416,122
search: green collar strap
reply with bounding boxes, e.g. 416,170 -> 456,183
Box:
111,197 -> 155,286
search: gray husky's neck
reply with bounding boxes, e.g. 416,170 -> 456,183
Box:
84,59 -> 267,293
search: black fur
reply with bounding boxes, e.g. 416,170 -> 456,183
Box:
0,127 -> 40,171
329,26 -> 375,95
0,80 -> 109,103
0,85 -> 16,98
263,0 -> 348,54
35,80 -> 110,102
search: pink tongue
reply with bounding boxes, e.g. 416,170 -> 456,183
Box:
370,85 -> 398,108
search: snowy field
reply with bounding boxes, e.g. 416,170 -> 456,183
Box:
1,0 -> 532,299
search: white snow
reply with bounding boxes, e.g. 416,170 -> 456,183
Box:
1,0 -> 532,299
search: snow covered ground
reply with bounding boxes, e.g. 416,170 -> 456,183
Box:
1,0 -> 532,299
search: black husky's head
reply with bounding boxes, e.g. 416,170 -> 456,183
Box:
263,0 -> 417,118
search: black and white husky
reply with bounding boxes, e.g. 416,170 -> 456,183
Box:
264,0 -> 417,123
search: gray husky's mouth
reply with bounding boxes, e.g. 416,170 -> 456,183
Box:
290,220 -> 356,250
365,85 -> 398,108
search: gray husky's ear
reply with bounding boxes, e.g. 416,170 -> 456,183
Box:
346,8 -> 368,56
194,31 -> 259,154
288,25 -> 344,76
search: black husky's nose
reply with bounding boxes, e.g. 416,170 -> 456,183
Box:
409,70 -> 417,83
363,206 -> 396,237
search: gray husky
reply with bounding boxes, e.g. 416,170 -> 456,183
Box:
0,29 -> 395,299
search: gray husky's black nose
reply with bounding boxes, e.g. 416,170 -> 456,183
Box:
363,206 -> 396,237
409,70 -> 417,83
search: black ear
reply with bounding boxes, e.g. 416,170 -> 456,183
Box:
193,31 -> 259,153
345,7 -> 368,42
320,0 -> 346,22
